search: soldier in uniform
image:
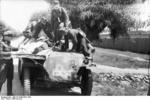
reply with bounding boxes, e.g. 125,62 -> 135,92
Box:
0,26 -> 13,95
50,0 -> 71,42
60,28 -> 95,57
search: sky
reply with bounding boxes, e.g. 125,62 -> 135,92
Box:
136,0 -> 150,22
0,0 -> 50,32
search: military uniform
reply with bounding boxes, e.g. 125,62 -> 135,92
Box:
23,20 -> 53,47
0,27 -> 13,95
50,1 -> 71,42
61,28 -> 92,57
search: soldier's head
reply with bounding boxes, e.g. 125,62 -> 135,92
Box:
40,17 -> 47,25
3,31 -> 13,42
51,0 -> 60,6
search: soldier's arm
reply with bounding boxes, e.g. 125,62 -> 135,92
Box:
32,22 -> 41,39
1,42 -> 9,48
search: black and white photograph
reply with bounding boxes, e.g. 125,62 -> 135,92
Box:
0,0 -> 150,97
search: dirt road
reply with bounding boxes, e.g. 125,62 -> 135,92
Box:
93,47 -> 149,69
91,64 -> 148,75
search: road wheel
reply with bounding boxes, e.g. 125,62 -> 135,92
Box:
81,68 -> 93,95
23,68 -> 31,95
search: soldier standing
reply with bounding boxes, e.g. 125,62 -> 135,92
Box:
50,0 -> 71,42
0,25 -> 13,95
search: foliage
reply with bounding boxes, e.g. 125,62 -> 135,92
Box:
67,1 -> 134,40
59,0 -> 137,5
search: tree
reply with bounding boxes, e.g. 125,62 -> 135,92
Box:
69,2 -> 133,40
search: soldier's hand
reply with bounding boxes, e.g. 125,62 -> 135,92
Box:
59,23 -> 64,29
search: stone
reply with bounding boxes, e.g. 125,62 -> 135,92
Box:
120,81 -> 130,87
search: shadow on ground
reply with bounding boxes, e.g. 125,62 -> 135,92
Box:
31,87 -> 81,96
